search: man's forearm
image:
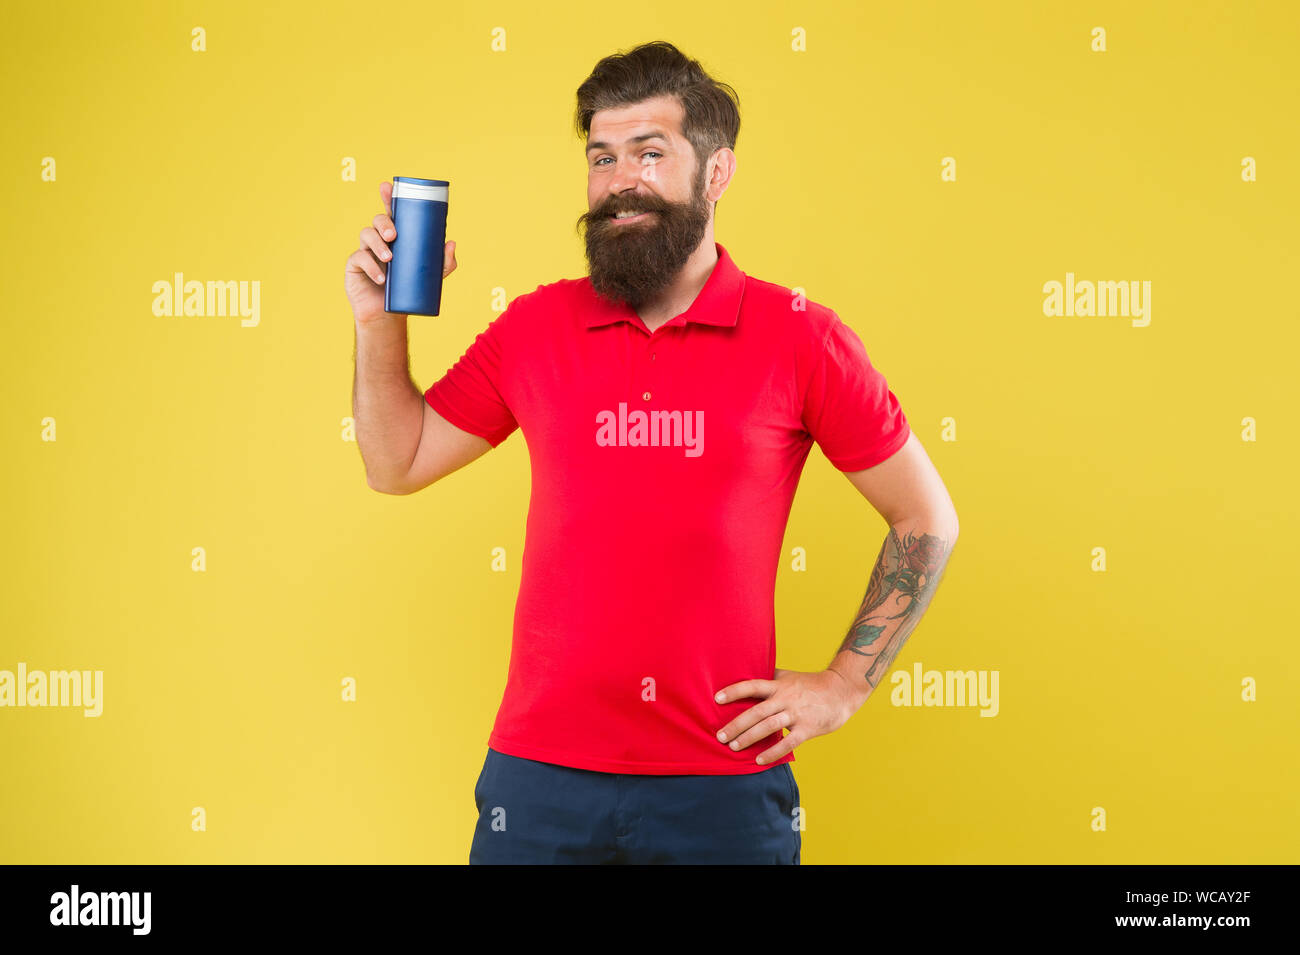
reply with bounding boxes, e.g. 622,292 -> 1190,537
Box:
827,513 -> 958,708
353,315 -> 424,491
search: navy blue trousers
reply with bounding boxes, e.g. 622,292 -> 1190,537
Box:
469,748 -> 801,865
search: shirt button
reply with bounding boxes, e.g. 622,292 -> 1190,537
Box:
650,353 -> 656,360
642,391 -> 651,401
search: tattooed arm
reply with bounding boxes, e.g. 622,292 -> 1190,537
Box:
827,517 -> 956,706
714,509 -> 956,764
827,432 -> 958,705
714,433 -> 957,765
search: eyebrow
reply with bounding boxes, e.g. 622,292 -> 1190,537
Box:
585,131 -> 671,154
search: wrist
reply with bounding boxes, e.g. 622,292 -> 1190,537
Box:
355,309 -> 409,330
826,663 -> 872,713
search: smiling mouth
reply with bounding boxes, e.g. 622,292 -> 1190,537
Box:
609,211 -> 653,224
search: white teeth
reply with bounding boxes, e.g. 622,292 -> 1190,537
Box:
614,210 -> 645,219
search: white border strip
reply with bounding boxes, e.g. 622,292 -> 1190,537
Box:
393,181 -> 448,202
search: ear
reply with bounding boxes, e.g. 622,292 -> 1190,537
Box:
706,147 -> 736,203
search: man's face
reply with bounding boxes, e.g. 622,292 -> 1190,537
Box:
576,95 -> 713,310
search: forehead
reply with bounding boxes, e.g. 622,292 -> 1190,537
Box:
588,95 -> 685,142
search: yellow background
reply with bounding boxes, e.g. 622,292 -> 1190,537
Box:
2,0 -> 1296,864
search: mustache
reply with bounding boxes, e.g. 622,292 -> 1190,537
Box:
573,190 -> 698,239
584,197 -> 672,221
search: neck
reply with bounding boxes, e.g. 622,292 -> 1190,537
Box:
635,233 -> 719,333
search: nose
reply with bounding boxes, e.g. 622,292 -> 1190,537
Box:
609,155 -> 653,194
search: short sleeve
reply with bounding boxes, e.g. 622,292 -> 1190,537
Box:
801,314 -> 910,471
423,306 -> 519,448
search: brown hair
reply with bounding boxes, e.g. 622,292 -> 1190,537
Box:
575,41 -> 740,180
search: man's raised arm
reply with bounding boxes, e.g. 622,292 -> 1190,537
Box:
345,180 -> 487,494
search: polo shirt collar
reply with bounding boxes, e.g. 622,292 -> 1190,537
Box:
584,242 -> 744,329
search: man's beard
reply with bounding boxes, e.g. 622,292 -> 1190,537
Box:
575,162 -> 711,311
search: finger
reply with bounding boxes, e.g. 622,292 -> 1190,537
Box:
774,668 -> 789,679
381,180 -> 393,218
717,698 -> 781,745
372,212 -> 396,243
715,679 -> 777,704
346,248 -> 385,285
755,730 -> 802,766
727,708 -> 791,752
443,240 -> 457,277
359,225 -> 392,264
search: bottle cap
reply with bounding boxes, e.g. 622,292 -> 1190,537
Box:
393,176 -> 449,202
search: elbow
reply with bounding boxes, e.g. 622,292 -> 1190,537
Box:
929,496 -> 960,540
893,506 -> 959,542
366,472 -> 413,496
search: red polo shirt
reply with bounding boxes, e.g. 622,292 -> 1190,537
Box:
424,242 -> 910,775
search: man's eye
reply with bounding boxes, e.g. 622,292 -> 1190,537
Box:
593,152 -> 662,168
